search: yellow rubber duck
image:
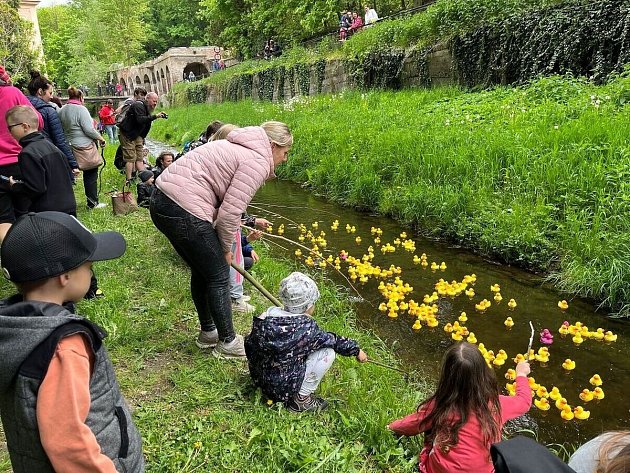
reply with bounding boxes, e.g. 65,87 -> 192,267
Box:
505,382 -> 516,396
573,406 -> 590,420
412,320 -> 422,331
355,236 -> 361,244
572,333 -> 584,345
549,387 -> 561,401
507,299 -> 517,310
536,386 -> 549,398
534,398 -> 551,411
439,262 -> 447,270
490,284 -> 501,293
451,331 -> 463,341
513,353 -> 526,364
589,374 -> 603,387
494,293 -> 503,303
604,331 -> 617,342
426,317 -> 439,328
492,357 -> 505,367
466,332 -> 477,344
504,317 -> 514,329
443,323 -> 453,333
562,359 -> 576,371
558,300 -> 569,310
560,405 -> 574,420
465,288 -> 475,298
593,328 -> 605,341
505,369 -> 516,381
458,312 -> 468,322
555,397 -> 568,410
558,323 -> 569,336
593,387 -> 605,400
579,389 -> 594,402
430,262 -> 439,271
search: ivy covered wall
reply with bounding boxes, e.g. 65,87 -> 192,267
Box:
452,0 -> 630,87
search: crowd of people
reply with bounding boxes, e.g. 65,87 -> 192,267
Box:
0,60 -> 628,473
339,6 -> 378,41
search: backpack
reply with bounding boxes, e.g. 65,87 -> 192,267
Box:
115,102 -> 132,127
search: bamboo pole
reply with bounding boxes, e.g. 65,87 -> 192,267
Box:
231,263 -> 282,307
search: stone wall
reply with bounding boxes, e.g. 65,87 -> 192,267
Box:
201,44 -> 455,105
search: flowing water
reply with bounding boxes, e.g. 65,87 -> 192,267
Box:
147,140 -> 629,448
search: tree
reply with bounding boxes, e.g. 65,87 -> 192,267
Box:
38,5 -> 78,87
0,2 -> 39,85
144,0 -> 207,57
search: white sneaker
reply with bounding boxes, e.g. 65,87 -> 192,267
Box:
93,203 -> 108,209
212,334 -> 246,359
232,298 -> 255,313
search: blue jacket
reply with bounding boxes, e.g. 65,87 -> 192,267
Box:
27,96 -> 78,170
245,307 -> 360,402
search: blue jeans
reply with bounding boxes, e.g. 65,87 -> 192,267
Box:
150,189 -> 235,342
104,125 -> 118,143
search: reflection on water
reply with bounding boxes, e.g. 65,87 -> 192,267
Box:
253,179 -> 630,447
146,139 -> 629,446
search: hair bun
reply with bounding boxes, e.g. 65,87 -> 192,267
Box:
29,70 -> 41,79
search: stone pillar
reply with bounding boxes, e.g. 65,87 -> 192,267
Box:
17,0 -> 44,61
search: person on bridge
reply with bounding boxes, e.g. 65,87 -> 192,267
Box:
118,91 -> 167,185
150,121 -> 292,359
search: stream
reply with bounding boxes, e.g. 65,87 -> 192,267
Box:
146,139 -> 630,448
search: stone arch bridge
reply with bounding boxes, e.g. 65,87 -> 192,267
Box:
110,46 -> 235,97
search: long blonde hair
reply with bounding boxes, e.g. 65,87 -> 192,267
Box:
261,121 -> 293,147
210,124 -> 237,141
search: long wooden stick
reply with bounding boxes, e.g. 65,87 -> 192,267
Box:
366,359 -> 409,378
231,263 -> 283,307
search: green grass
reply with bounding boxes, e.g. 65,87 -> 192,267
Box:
0,146 -> 426,472
151,73 -> 630,316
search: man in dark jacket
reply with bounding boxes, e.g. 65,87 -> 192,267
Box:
4,106 -> 76,216
118,91 -> 167,184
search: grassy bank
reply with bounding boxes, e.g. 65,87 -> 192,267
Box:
152,73 -> 630,316
0,147 -> 425,472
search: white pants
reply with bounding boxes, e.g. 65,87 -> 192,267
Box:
299,348 -> 336,396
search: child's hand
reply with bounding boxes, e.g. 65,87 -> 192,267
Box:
250,250 -> 260,262
356,349 -> 368,363
515,361 -> 531,377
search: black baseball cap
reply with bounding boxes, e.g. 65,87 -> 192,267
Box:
1,212 -> 126,283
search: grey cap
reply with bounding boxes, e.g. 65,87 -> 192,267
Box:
278,272 -> 320,314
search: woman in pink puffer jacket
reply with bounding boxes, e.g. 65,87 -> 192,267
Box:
151,121 -> 292,359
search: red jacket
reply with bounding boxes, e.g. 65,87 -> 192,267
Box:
389,376 -> 532,473
98,104 -> 115,125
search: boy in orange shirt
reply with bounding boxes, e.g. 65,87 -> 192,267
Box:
0,211 -> 144,472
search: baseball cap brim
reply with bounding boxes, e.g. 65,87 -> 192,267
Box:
90,231 -> 127,261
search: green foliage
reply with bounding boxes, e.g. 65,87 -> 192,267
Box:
143,0 -> 206,58
0,2 -> 39,85
152,74 -> 630,316
452,0 -> 630,87
37,0 -> 148,88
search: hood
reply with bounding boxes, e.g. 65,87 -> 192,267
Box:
0,298 -> 80,393
18,131 -> 45,147
227,126 -> 275,179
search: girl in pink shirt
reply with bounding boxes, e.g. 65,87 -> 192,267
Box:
388,342 -> 532,473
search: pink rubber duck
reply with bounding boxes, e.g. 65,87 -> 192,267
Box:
540,329 -> 554,345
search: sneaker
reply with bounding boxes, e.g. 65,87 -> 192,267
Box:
195,329 -> 219,349
241,295 -> 251,302
287,394 -> 328,413
212,334 -> 246,359
232,298 -> 255,313
93,202 -> 107,209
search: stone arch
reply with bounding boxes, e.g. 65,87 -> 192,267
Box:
135,76 -> 141,85
143,74 -> 150,91
183,62 -> 208,79
160,68 -> 167,93
150,71 -> 158,93
120,78 -> 127,94
165,66 -> 172,90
